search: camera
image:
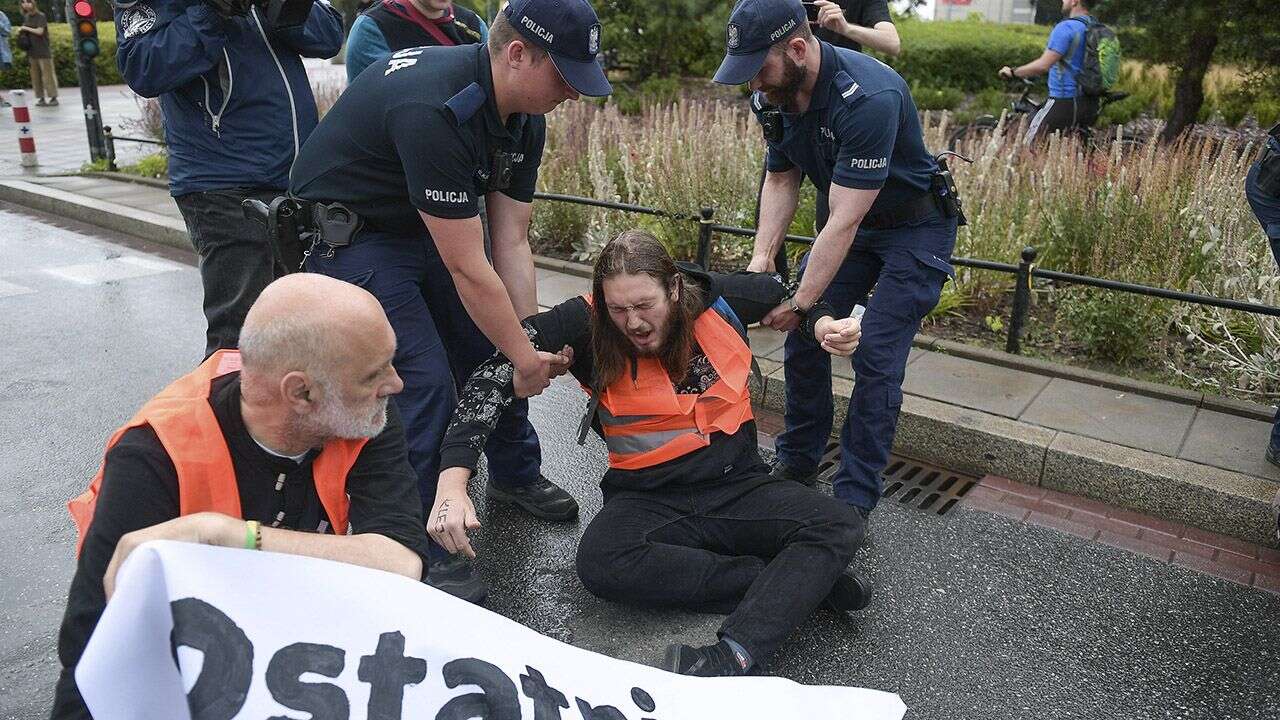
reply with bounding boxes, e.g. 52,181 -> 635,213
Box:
204,0 -> 314,27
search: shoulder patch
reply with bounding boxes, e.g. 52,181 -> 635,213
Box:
833,70 -> 865,105
444,82 -> 487,126
118,3 -> 157,39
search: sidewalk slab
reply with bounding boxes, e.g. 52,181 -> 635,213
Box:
1019,377 -> 1198,457
535,267 -> 590,307
0,179 -> 188,251
1179,409 -> 1280,482
903,350 -> 1051,418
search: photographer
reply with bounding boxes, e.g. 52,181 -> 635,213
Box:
809,0 -> 899,57
112,0 -> 344,357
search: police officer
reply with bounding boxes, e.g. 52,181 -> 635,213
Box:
1247,124 -> 1280,474
714,0 -> 958,519
289,0 -> 612,603
344,0 -> 488,82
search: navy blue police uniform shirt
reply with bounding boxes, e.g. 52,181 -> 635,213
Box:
289,43 -> 546,236
755,41 -> 935,216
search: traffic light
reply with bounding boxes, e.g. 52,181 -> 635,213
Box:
71,0 -> 98,58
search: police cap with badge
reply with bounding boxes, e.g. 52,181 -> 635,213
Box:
503,0 -> 612,98
712,0 -> 806,143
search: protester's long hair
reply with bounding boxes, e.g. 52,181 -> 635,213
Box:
590,230 -> 703,390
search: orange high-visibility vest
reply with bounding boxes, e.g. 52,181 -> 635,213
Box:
68,350 -> 368,556
591,299 -> 755,470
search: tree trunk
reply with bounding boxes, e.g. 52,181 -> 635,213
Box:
1160,26 -> 1219,143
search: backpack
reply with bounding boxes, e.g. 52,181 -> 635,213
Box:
1062,16 -> 1122,97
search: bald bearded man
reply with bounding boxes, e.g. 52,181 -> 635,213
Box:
52,274 -> 430,719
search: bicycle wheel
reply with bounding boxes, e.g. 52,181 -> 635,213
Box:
948,116 -> 1000,152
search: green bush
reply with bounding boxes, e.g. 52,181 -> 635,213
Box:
890,18 -> 1048,93
910,81 -> 965,112
1,21 -> 121,89
1055,288 -> 1167,364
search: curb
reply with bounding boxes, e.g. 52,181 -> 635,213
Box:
0,178 -> 190,253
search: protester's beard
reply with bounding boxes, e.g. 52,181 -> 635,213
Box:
761,54 -> 808,111
299,376 -> 389,441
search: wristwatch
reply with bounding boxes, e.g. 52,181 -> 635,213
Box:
787,294 -> 809,317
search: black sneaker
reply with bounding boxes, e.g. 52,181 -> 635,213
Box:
425,555 -> 488,606
823,569 -> 873,612
664,641 -> 752,677
768,458 -> 819,487
487,475 -> 579,521
47,98 -> 58,106
1266,445 -> 1280,470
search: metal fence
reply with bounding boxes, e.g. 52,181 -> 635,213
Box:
98,125 -> 1279,355
531,191 -> 1280,355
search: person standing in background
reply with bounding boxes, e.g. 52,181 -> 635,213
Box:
810,0 -> 899,57
17,0 -> 57,106
345,0 -> 488,82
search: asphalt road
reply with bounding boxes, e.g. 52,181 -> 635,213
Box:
1,203 -> 1278,720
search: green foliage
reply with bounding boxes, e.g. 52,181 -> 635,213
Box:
1054,288 -> 1166,364
909,81 -> 964,112
1,21 -> 122,89
125,151 -> 167,178
889,18 -> 1048,93
595,0 -> 729,81
610,75 -> 684,115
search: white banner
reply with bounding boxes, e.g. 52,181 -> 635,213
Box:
78,541 -> 907,720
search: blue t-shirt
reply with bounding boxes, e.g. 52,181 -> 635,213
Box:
754,42 -> 936,215
1047,16 -> 1091,99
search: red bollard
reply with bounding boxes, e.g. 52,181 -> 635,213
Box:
10,90 -> 38,168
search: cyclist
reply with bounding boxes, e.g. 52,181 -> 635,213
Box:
998,0 -> 1099,147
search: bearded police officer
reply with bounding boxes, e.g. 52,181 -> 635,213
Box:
714,0 -> 959,520
289,0 -> 611,603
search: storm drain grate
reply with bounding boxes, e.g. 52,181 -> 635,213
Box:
814,440 -> 978,517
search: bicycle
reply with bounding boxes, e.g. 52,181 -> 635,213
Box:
947,78 -> 1140,153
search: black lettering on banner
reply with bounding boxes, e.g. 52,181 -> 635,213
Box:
169,598 -> 254,720
437,658 -> 521,720
574,698 -> 627,720
265,643 -> 350,720
358,631 -> 428,720
520,666 -> 569,720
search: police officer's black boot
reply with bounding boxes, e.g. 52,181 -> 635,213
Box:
426,555 -> 489,606
486,474 -> 579,521
768,457 -> 819,487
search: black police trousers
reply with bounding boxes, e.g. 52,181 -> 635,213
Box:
174,187 -> 283,357
575,474 -> 865,665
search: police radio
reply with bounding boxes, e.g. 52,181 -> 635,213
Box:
758,105 -> 784,144
489,150 -> 515,191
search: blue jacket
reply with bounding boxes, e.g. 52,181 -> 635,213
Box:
113,0 -> 344,196
0,12 -> 13,68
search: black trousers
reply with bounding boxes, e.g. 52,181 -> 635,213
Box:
1023,95 -> 1101,147
576,475 -> 865,664
174,187 -> 283,357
